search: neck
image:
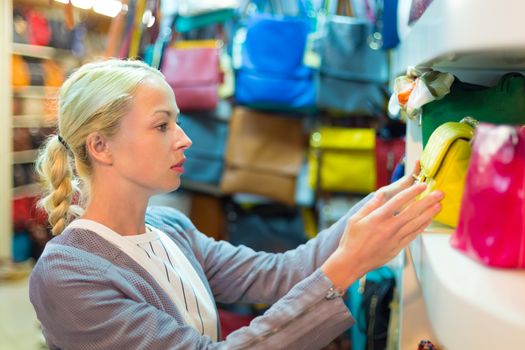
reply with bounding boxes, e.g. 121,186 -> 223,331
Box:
82,176 -> 152,236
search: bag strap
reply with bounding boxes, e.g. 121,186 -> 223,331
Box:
337,0 -> 353,16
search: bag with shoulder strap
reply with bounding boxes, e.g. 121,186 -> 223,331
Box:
415,117 -> 477,228
315,0 -> 388,115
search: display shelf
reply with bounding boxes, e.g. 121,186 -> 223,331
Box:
12,114 -> 56,128
180,180 -> 223,197
408,227 -> 525,349
392,0 -> 525,75
12,86 -> 59,98
12,43 -> 70,60
12,150 -> 38,164
12,183 -> 41,199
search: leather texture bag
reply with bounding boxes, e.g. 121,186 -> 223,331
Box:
160,40 -> 221,112
421,73 -> 525,146
220,107 -> 305,205
415,118 -> 476,228
452,123 -> 525,268
375,137 -> 405,188
234,0 -> 315,111
315,0 -> 388,115
179,113 -> 228,185
309,127 -> 376,194
225,201 -> 308,253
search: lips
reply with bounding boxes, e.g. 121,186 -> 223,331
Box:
170,158 -> 185,173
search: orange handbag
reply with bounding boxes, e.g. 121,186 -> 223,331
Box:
12,55 -> 30,87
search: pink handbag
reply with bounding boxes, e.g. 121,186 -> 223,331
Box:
451,123 -> 525,268
160,42 -> 220,112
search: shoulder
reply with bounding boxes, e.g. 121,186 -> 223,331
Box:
145,205 -> 197,234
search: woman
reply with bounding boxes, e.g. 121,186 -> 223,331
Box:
30,59 -> 443,349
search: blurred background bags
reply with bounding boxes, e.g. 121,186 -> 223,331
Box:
309,126 -> 376,194
220,107 -> 305,205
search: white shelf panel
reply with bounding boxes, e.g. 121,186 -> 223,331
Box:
12,114 -> 56,128
12,149 -> 38,164
410,229 -> 525,349
12,183 -> 41,199
393,0 -> 525,75
12,86 -> 59,98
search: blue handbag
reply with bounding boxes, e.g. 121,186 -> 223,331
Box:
234,0 -> 316,111
179,113 -> 228,185
315,0 -> 388,115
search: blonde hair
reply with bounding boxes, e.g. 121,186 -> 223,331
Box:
35,59 -> 165,235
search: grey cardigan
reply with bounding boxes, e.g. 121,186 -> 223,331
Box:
30,196 -> 369,349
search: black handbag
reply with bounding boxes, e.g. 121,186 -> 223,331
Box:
225,201 -> 308,253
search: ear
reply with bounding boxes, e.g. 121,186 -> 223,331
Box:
85,132 -> 113,166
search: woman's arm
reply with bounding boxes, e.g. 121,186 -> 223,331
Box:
30,243 -> 353,350
146,194 -> 371,305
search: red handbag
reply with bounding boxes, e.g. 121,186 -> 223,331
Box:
375,137 -> 405,189
26,9 -> 52,46
160,41 -> 220,111
451,123 -> 525,268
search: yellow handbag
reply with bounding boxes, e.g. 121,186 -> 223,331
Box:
309,127 -> 376,194
416,117 -> 477,227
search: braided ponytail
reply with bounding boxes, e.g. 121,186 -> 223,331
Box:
35,135 -> 83,235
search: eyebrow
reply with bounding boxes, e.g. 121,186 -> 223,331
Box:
153,109 -> 180,117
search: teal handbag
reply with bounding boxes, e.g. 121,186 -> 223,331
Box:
175,9 -> 236,33
421,72 -> 525,146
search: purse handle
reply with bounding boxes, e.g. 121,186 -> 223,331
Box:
320,0 -> 353,16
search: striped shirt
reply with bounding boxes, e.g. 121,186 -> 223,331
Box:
67,219 -> 218,341
125,227 -> 218,340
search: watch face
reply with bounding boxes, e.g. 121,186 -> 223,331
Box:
408,0 -> 434,25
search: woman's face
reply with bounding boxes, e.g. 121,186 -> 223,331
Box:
107,76 -> 191,196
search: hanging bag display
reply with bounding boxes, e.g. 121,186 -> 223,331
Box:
161,40 -> 222,112
414,117 -> 477,228
175,0 -> 239,33
451,123 -> 525,268
220,107 -> 305,205
179,112 -> 228,185
421,72 -> 525,146
234,0 -> 316,111
308,126 -> 376,194
315,0 -> 388,115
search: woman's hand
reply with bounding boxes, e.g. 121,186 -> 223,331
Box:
321,182 -> 443,291
376,161 -> 420,202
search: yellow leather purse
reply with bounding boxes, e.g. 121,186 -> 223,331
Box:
416,117 -> 477,227
309,127 -> 376,194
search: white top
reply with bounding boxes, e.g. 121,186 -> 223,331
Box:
67,219 -> 218,341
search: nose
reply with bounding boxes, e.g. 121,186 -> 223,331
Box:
174,124 -> 192,151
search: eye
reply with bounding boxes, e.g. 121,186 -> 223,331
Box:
156,122 -> 168,132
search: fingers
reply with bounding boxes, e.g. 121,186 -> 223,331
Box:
351,192 -> 386,222
398,217 -> 433,248
376,183 -> 428,219
398,190 -> 444,222
397,199 -> 442,240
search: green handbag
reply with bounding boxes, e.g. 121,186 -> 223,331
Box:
421,73 -> 525,146
175,9 -> 235,33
